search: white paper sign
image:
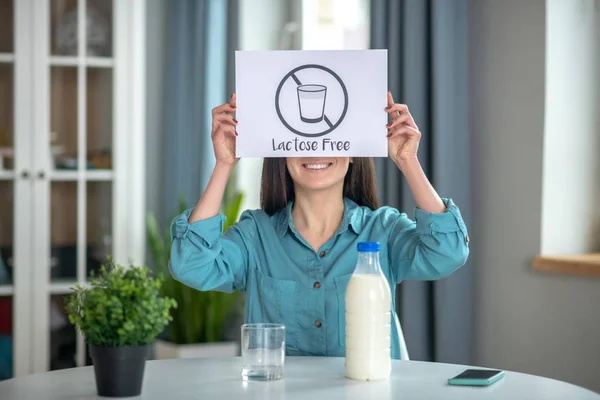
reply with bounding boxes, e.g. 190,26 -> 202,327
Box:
235,50 -> 388,158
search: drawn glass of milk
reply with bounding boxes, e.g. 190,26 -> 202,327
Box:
297,84 -> 327,123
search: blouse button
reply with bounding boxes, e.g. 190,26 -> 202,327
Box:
313,281 -> 321,289
314,320 -> 322,328
319,251 -> 326,257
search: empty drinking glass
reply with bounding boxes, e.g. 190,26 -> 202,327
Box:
241,323 -> 285,381
297,84 -> 327,123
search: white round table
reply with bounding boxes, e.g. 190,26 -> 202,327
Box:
0,357 -> 598,399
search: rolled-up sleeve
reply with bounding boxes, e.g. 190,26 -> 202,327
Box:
386,198 -> 469,282
169,209 -> 253,293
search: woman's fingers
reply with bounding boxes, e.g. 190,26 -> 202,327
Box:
386,93 -> 410,118
384,93 -> 420,137
387,124 -> 421,139
386,103 -> 408,115
211,95 -> 238,136
386,92 -> 400,120
387,91 -> 395,109
386,113 -> 411,129
386,103 -> 418,128
385,93 -> 418,129
224,125 -> 238,137
214,124 -> 238,138
212,102 -> 236,116
214,113 -> 238,126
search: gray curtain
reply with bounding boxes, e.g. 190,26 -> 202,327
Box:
162,0 -> 237,223
371,0 -> 472,364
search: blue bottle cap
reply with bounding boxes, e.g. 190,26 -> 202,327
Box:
357,242 -> 380,252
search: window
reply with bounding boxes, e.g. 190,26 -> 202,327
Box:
540,0 -> 600,256
301,0 -> 370,50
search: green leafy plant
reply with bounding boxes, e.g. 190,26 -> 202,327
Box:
65,259 -> 177,347
146,188 -> 244,344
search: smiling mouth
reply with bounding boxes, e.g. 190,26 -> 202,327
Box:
302,162 -> 332,171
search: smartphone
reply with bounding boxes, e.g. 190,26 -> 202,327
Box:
448,369 -> 505,386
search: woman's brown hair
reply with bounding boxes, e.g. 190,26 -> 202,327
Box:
260,158 -> 380,215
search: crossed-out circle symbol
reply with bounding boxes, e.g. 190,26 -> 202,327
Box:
275,64 -> 349,138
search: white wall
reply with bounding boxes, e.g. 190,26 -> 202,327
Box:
470,0 -> 600,393
542,0 -> 600,255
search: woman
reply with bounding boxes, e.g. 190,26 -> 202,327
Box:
169,92 -> 469,360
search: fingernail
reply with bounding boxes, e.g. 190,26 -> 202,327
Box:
233,119 -> 238,123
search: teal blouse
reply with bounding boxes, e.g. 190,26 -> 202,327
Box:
169,197 -> 469,360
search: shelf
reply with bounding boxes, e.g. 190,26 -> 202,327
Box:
0,285 -> 13,296
49,56 -> 113,68
0,170 -> 14,180
532,254 -> 600,277
50,169 -> 113,181
0,53 -> 14,63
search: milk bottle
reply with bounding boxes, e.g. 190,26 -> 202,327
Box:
345,242 -> 392,381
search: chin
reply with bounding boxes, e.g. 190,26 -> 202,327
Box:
286,157 -> 350,192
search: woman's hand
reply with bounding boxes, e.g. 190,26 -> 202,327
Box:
384,92 -> 446,213
211,93 -> 238,167
189,94 -> 238,223
385,92 -> 421,166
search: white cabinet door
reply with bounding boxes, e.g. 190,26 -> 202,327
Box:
0,0 -> 145,379
0,0 -> 36,380
3,0 -> 146,376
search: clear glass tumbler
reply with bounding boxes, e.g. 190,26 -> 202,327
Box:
297,84 -> 327,123
241,323 -> 285,381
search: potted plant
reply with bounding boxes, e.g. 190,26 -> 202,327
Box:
65,259 -> 176,397
147,188 -> 244,359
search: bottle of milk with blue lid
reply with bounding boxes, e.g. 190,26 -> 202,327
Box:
345,242 -> 392,381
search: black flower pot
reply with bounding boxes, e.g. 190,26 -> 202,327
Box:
89,344 -> 149,397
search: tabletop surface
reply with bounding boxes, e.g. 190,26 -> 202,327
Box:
0,356 -> 598,399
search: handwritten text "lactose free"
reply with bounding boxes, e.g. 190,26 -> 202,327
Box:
272,138 -> 351,152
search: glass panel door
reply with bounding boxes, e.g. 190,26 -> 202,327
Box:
32,0 -> 115,373
0,0 -> 17,381
0,0 -> 13,55
51,0 -> 112,58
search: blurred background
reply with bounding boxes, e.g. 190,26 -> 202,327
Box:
0,0 -> 599,393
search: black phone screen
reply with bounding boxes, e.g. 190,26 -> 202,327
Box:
452,369 -> 503,380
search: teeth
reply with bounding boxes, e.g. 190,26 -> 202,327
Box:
305,163 -> 329,170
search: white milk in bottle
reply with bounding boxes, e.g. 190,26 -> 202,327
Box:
345,242 -> 392,381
